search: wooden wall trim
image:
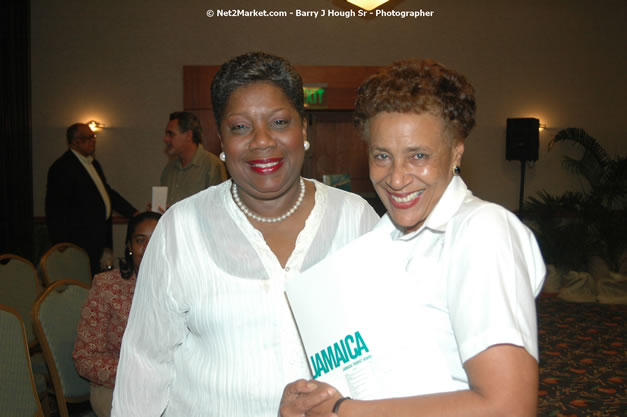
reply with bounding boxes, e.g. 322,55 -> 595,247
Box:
183,65 -> 382,110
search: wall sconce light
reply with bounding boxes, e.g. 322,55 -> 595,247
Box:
346,0 -> 390,11
87,120 -> 106,132
539,123 -> 546,132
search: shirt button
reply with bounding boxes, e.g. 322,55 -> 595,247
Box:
285,267 -> 290,272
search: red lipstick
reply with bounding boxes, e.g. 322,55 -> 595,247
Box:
386,190 -> 422,209
248,158 -> 284,174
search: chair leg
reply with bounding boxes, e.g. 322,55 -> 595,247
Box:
40,391 -> 52,417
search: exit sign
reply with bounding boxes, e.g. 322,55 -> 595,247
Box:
303,83 -> 328,109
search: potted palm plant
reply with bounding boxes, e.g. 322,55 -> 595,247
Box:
524,128 -> 627,294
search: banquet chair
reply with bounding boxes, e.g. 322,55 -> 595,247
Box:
0,254 -> 50,401
0,254 -> 42,348
0,304 -> 45,417
32,280 -> 95,417
39,243 -> 92,287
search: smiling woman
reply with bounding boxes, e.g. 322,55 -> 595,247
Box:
280,59 -> 546,417
367,112 -> 463,233
219,82 -> 307,212
111,52 -> 379,417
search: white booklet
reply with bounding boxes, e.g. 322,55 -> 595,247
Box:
151,186 -> 168,213
285,229 -> 457,400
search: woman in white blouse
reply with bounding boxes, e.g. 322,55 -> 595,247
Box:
111,52 -> 379,417
280,59 -> 545,417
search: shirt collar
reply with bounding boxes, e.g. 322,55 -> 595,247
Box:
71,148 -> 94,164
176,144 -> 204,169
387,175 -> 468,241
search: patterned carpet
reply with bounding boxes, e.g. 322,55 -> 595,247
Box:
536,296 -> 626,416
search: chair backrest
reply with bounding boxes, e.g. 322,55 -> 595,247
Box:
0,304 -> 45,417
0,254 -> 42,348
40,243 -> 92,287
32,280 -> 90,417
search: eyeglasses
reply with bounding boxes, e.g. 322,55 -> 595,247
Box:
76,134 -> 97,141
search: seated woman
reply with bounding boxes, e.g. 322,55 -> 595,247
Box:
111,52 -> 379,417
280,59 -> 545,417
73,211 -> 161,417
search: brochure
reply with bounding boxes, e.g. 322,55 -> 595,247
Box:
151,186 -> 168,213
285,229 -> 456,400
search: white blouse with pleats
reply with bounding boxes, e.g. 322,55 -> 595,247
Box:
111,179 -> 379,417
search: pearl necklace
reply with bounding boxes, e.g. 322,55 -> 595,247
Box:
231,178 -> 306,223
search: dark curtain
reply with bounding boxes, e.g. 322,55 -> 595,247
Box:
0,1 -> 33,259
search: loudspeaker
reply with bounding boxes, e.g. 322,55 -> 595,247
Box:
506,118 -> 539,161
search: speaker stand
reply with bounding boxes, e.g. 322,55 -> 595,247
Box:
518,159 -> 526,219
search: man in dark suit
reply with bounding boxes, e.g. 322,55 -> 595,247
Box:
45,123 -> 138,275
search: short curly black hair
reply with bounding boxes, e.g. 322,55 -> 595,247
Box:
210,52 -> 305,128
354,58 -> 476,141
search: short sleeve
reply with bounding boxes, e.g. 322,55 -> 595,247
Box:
445,205 -> 545,363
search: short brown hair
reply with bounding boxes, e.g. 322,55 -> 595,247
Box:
354,58 -> 476,141
169,112 -> 202,144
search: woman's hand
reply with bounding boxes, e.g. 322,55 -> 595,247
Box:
279,379 -> 342,417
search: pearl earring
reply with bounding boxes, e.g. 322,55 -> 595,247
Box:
129,251 -> 133,255
219,152 -> 226,162
304,141 -> 310,151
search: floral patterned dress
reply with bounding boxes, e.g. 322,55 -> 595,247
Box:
73,269 -> 136,388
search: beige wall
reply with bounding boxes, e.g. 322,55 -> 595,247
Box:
31,0 -> 627,256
